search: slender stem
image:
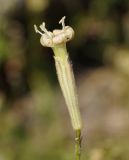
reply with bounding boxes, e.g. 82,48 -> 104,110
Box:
75,130 -> 81,160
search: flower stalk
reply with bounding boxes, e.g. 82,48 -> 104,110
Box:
34,16 -> 82,160
75,130 -> 81,160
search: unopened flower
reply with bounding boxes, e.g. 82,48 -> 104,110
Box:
34,16 -> 82,131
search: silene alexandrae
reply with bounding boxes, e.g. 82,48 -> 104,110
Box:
34,16 -> 82,131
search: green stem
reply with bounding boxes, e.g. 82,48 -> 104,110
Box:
75,130 -> 81,160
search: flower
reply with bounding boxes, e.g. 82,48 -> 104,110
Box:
34,17 -> 82,130
34,16 -> 74,47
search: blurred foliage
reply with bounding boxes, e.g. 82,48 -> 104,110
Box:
0,0 -> 129,160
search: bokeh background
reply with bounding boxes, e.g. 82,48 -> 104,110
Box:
0,0 -> 129,160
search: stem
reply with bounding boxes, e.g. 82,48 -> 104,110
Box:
75,130 -> 81,160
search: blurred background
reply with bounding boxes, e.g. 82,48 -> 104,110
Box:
0,0 -> 129,159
